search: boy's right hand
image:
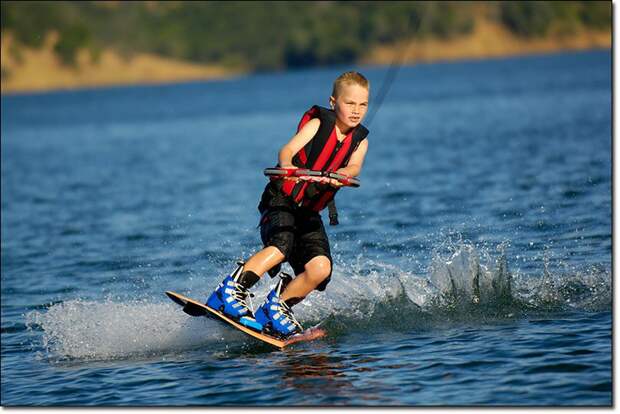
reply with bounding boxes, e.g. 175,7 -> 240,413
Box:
279,165 -> 299,182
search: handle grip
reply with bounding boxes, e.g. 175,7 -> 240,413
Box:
263,168 -> 360,187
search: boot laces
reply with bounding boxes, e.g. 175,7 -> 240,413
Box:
232,282 -> 255,312
279,300 -> 303,331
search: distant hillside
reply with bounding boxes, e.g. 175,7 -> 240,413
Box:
1,1 -> 611,93
1,32 -> 237,92
364,18 -> 610,66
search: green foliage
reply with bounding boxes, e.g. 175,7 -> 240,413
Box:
500,1 -> 611,37
54,23 -> 91,65
2,1 -> 64,47
500,1 -> 555,37
429,2 -> 475,39
579,1 -> 612,30
1,1 -> 612,70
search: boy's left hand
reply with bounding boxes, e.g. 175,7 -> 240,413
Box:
303,176 -> 342,187
327,178 -> 343,187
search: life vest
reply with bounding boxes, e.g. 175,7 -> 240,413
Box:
280,105 -> 369,212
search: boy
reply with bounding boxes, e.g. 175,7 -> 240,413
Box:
206,71 -> 370,338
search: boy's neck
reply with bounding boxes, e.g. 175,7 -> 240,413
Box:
335,119 -> 353,139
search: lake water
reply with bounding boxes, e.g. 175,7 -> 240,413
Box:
1,50 -> 611,406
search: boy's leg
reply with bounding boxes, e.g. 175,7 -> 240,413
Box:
254,252 -> 331,336
243,246 -> 285,277
277,210 -> 333,307
248,205 -> 297,285
253,208 -> 330,337
207,183 -> 295,330
280,255 -> 331,304
205,235 -> 288,327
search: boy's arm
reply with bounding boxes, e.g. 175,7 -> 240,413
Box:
336,139 -> 368,178
278,118 -> 321,167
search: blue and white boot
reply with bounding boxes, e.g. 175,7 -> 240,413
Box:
206,262 -> 263,331
255,274 -> 303,338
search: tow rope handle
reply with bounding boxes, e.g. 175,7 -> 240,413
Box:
263,167 -> 360,187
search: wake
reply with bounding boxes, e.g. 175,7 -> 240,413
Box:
26,242 -> 610,361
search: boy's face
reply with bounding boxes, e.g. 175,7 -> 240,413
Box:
330,83 -> 369,129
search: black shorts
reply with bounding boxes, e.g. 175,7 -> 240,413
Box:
258,182 -> 332,291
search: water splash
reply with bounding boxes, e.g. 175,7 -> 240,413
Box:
296,240 -> 610,324
26,298 -> 245,361
26,241 -> 610,361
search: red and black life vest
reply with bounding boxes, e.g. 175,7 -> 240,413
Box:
280,105 -> 369,212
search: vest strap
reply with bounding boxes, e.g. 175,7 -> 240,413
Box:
327,199 -> 339,226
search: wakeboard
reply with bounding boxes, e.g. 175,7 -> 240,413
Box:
165,291 -> 326,349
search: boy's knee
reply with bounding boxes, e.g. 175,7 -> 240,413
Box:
305,256 -> 332,284
267,231 -> 295,260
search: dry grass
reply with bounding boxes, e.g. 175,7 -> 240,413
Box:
363,19 -> 611,65
1,32 -> 241,94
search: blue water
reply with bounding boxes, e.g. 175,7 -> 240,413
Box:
1,50 -> 611,406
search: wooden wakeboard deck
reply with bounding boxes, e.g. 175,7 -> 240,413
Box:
165,291 -> 325,349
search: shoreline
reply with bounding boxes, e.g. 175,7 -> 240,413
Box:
1,23 -> 610,96
0,32 -> 244,95
362,20 -> 610,66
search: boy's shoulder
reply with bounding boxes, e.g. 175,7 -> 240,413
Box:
300,105 -> 333,122
299,117 -> 321,131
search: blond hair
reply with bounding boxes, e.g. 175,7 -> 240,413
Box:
331,71 -> 369,98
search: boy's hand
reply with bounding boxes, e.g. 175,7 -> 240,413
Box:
303,176 -> 342,187
327,178 -> 343,187
279,165 -> 299,182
